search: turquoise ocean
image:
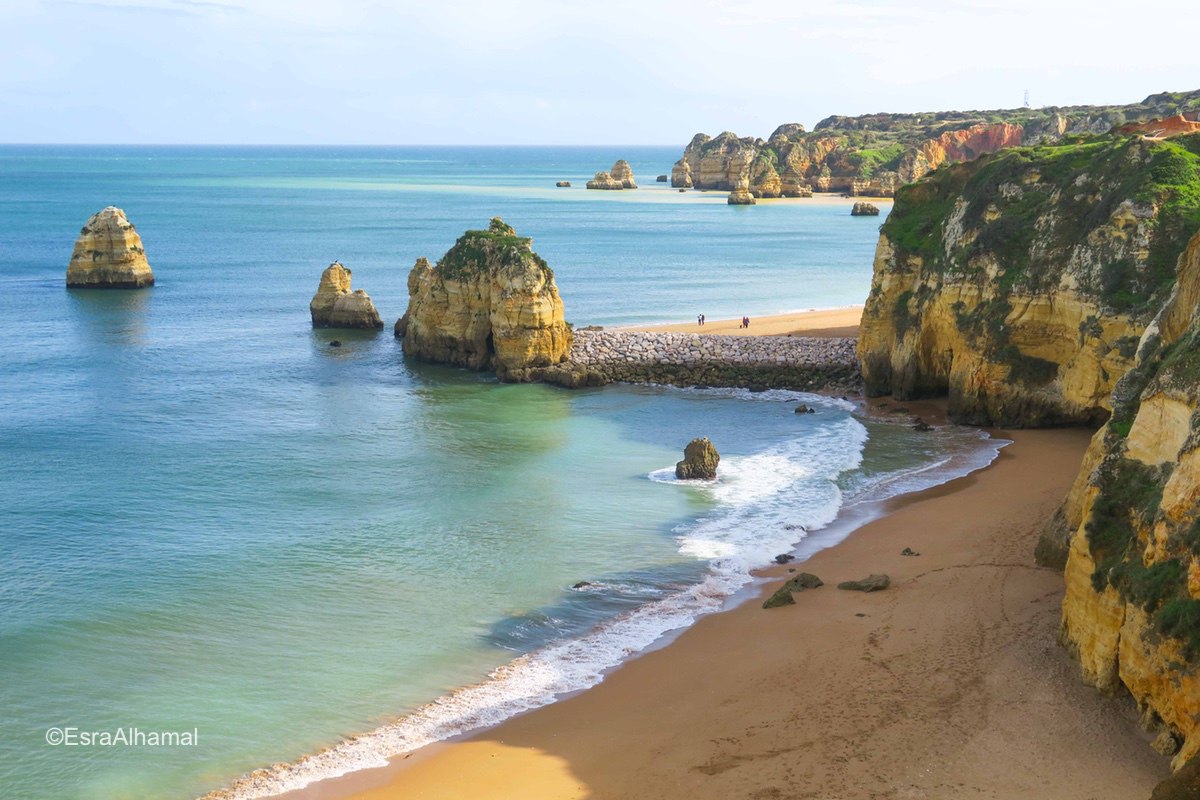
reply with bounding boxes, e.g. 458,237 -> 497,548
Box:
0,146 -> 1004,799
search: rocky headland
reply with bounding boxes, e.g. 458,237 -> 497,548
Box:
857,126 -> 1200,790
673,90 -> 1200,200
66,206 -> 155,288
396,218 -> 573,380
309,262 -> 384,329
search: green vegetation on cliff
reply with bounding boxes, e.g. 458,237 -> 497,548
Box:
436,217 -> 552,281
885,134 -> 1200,314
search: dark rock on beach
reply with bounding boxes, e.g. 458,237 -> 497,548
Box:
837,574 -> 891,592
762,572 -> 824,608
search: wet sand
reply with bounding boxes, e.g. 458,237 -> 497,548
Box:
287,425 -> 1168,800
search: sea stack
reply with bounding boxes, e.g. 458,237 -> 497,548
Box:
396,218 -> 572,381
610,159 -> 637,189
851,201 -> 880,216
66,207 -> 154,288
675,437 -> 719,480
309,262 -> 384,329
586,171 -> 623,190
727,178 -> 756,205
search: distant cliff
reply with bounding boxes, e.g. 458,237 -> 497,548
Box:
396,218 -> 572,380
858,132 -> 1200,427
855,127 -> 1200,784
674,89 -> 1200,198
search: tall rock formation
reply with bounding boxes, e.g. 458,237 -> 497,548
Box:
855,127 -> 1200,779
66,206 -> 155,288
309,261 -> 384,329
859,133 -> 1200,426
610,159 -> 637,189
396,218 -> 572,380
1060,228 -> 1200,772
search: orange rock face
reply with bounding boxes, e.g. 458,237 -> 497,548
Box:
899,123 -> 1024,183
1116,114 -> 1200,139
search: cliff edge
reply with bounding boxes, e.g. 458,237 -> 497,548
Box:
396,218 -> 572,380
859,133 -> 1200,426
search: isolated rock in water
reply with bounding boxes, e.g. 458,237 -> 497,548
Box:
727,178 -> 756,205
912,418 -> 933,432
794,404 -> 815,414
309,262 -> 384,329
398,218 -> 572,380
675,437 -> 720,480
762,572 -> 824,608
851,201 -> 880,216
656,174 -> 668,182
555,181 -> 571,187
837,574 -> 891,592
670,158 -> 694,188
774,554 -> 795,564
66,206 -> 155,288
610,159 -> 637,188
586,171 -> 623,190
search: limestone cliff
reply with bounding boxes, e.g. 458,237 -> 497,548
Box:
1060,229 -> 1200,772
309,262 -> 383,329
66,206 -> 155,288
859,133 -> 1200,426
674,90 -> 1200,198
396,218 -> 572,380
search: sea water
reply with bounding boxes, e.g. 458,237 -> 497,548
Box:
0,146 -> 1003,799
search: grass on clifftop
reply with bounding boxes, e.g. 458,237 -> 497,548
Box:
435,217 -> 553,281
882,133 -> 1200,315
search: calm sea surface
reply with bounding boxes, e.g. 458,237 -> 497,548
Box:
0,146 -> 1000,799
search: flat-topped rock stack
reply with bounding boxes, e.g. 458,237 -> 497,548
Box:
558,329 -> 860,392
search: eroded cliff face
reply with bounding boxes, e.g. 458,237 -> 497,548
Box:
859,133 -> 1200,426
397,218 -> 572,380
673,89 -> 1200,199
1061,230 -> 1200,771
66,206 -> 155,288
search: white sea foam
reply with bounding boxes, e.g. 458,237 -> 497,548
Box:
207,415 -> 1004,800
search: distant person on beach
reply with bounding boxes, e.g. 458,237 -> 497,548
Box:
746,316 -> 750,328
697,314 -> 703,326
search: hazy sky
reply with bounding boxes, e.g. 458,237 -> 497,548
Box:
0,0 -> 1195,144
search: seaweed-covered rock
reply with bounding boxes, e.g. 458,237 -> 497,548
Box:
762,573 -> 824,608
851,201 -> 880,216
837,574 -> 891,592
675,437 -> 719,480
309,262 -> 384,329
398,218 -> 572,380
66,206 -> 155,288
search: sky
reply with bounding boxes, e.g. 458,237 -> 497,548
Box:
0,0 -> 1196,145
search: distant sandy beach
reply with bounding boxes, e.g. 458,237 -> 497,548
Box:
284,424 -> 1167,800
621,305 -> 864,338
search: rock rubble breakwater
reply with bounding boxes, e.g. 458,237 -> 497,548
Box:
537,330 -> 860,392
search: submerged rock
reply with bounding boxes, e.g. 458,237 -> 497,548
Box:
66,206 -> 155,288
838,574 -> 891,592
794,404 -> 815,414
850,201 -> 880,216
309,262 -> 384,329
397,218 -> 572,380
675,437 -> 720,480
762,572 -> 824,608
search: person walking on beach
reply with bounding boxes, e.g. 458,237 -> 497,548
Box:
745,315 -> 750,328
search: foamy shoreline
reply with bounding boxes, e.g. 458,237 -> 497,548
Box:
204,397 -> 1016,800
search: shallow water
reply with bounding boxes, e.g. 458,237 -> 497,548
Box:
0,146 -> 997,800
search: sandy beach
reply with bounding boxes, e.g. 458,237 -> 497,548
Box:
285,423 -> 1167,800
621,306 -> 864,338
